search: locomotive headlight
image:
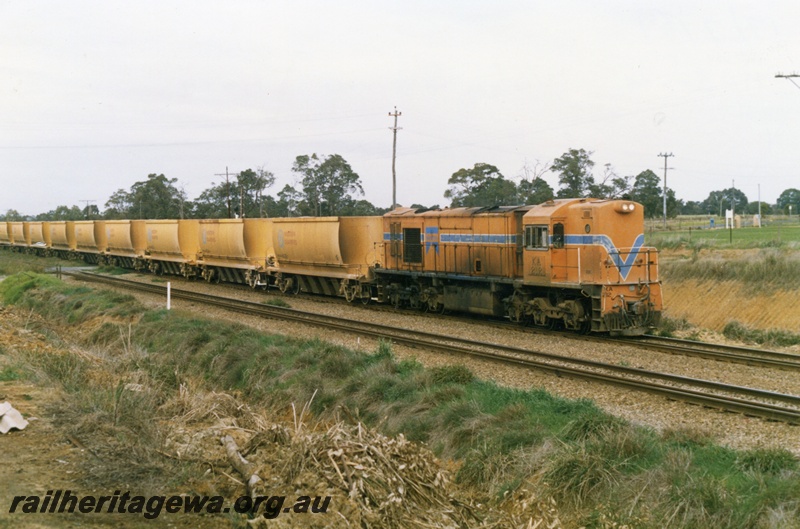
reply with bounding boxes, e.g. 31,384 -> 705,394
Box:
615,202 -> 636,214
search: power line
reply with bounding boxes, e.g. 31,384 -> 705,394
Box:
775,73 -> 800,91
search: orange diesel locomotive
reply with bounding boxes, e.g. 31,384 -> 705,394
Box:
375,198 -> 661,335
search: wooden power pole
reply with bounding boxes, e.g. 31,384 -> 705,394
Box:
657,152 -> 674,228
214,167 -> 234,218
388,107 -> 402,210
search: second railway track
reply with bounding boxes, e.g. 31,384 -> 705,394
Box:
65,271 -> 800,425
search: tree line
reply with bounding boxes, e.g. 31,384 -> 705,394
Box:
3,149 -> 800,221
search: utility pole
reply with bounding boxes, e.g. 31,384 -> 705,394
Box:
79,200 -> 96,219
388,107 -> 402,210
657,153 -> 674,228
214,167 -> 234,218
758,183 -> 762,228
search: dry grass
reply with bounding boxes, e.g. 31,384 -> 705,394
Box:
5,272 -> 800,528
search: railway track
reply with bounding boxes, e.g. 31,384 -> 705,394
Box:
618,335 -> 800,371
55,265 -> 800,372
64,271 -> 800,425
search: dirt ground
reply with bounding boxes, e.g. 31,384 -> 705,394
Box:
0,315 -> 231,528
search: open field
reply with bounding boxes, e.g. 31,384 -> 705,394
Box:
647,222 -> 800,250
0,250 -> 74,277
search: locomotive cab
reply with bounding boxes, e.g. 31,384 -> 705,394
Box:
512,199 -> 661,335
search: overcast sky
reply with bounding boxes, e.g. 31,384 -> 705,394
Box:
2,0 -> 799,216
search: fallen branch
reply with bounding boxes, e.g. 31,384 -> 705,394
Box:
221,434 -> 262,500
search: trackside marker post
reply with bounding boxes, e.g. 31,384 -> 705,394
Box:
167,282 -> 171,310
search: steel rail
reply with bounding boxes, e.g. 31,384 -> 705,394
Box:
66,271 -> 800,424
621,335 -> 800,370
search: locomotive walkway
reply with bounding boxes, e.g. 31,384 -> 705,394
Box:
62,271 -> 800,425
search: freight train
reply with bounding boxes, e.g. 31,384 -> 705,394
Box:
0,198 -> 662,335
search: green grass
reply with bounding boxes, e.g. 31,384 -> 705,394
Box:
261,297 -> 290,308
4,272 -> 800,528
723,321 -> 800,348
0,272 -> 141,324
647,223 -> 800,250
0,249 -> 75,276
659,249 -> 800,292
0,366 -> 24,381
96,265 -> 132,275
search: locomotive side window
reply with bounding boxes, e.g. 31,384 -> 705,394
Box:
403,228 -> 422,263
524,225 -> 548,250
552,223 -> 565,249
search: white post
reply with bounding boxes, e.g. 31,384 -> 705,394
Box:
167,282 -> 171,311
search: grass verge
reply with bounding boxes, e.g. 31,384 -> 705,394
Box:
2,272 -> 799,528
660,249 -> 800,293
723,321 -> 800,348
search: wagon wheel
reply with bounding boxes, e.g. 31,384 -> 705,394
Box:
344,285 -> 357,303
290,277 -> 301,295
360,292 -> 371,305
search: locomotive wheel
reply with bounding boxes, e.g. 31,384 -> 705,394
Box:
546,317 -> 562,331
408,288 -> 421,310
507,304 -> 524,324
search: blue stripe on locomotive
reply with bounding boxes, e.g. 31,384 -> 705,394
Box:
563,233 -> 645,281
383,229 -> 646,280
